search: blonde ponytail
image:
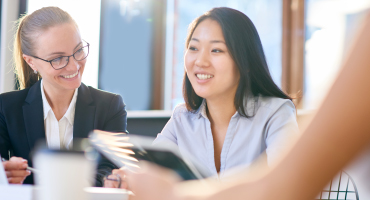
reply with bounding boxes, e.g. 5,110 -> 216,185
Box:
14,15 -> 40,90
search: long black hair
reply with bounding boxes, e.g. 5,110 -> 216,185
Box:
183,7 -> 291,117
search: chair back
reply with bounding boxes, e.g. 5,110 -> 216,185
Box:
317,171 -> 359,200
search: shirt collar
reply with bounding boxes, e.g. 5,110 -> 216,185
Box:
64,88 -> 78,125
41,80 -> 51,120
196,94 -> 259,119
244,94 -> 258,116
197,99 -> 208,119
196,99 -> 239,119
41,79 -> 78,124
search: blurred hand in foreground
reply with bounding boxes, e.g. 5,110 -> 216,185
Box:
126,162 -> 182,200
104,168 -> 131,189
2,156 -> 31,184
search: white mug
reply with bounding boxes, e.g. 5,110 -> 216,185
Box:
33,139 -> 97,200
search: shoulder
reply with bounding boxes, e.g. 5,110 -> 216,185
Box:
171,103 -> 194,119
257,96 -> 296,113
82,84 -> 124,105
0,88 -> 30,106
86,85 -> 121,98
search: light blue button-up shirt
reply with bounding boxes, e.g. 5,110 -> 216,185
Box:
153,96 -> 299,179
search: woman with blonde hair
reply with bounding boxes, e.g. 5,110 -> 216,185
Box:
0,7 -> 127,185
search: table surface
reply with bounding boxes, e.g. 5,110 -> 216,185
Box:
0,185 -> 129,200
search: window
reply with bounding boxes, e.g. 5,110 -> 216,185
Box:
99,0 -> 166,110
303,0 -> 370,109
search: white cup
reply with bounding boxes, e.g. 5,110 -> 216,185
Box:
33,139 -> 97,200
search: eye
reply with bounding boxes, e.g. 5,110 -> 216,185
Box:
211,49 -> 223,53
74,47 -> 84,56
75,47 -> 83,53
51,56 -> 68,66
51,57 -> 63,63
188,46 -> 198,51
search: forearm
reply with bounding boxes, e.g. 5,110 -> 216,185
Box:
256,12 -> 370,200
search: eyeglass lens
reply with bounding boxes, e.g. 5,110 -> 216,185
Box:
51,45 -> 89,69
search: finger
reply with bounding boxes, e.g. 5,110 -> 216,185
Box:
104,173 -> 121,188
113,169 -> 127,179
120,180 -> 129,189
111,169 -> 129,189
9,157 -> 28,163
113,169 -> 125,175
7,177 -> 26,184
3,162 -> 28,171
6,170 -> 31,178
107,174 -> 119,180
104,179 -> 120,188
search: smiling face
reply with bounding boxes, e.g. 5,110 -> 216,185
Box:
23,22 -> 86,93
185,19 -> 240,102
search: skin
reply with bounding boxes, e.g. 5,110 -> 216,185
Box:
185,19 -> 240,172
2,157 -> 31,184
126,12 -> 370,200
5,22 -> 86,184
104,169 -> 129,189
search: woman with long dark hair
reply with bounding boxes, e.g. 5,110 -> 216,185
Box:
152,7 -> 298,176
106,7 -> 298,189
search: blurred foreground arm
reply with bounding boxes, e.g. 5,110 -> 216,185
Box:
253,12 -> 370,200
127,12 -> 370,200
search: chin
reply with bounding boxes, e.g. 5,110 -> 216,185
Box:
70,81 -> 82,89
193,91 -> 208,99
61,80 -> 81,91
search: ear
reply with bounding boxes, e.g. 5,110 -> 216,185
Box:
22,54 -> 37,71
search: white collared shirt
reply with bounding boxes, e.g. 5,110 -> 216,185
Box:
41,80 -> 78,150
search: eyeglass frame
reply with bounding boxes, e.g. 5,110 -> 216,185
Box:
30,40 -> 90,70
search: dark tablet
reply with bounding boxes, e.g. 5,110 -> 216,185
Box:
89,130 -> 206,181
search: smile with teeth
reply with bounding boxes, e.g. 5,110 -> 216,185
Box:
60,71 -> 78,79
196,74 -> 214,80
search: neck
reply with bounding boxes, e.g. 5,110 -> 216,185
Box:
206,95 -> 237,127
43,82 -> 75,120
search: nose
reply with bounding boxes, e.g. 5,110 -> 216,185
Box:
65,56 -> 81,71
194,50 -> 210,68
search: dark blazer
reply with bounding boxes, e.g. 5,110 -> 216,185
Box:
0,80 -> 127,185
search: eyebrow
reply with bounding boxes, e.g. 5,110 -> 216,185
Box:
47,42 -> 83,57
191,38 -> 226,44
